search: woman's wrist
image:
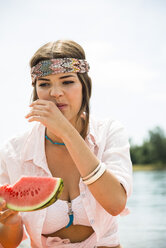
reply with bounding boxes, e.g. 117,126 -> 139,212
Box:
0,214 -> 23,248
60,120 -> 79,142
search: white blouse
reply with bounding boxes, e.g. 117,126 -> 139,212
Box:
0,117 -> 133,247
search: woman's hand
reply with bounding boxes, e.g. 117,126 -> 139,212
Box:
0,199 -> 20,226
0,200 -> 23,248
25,99 -> 70,139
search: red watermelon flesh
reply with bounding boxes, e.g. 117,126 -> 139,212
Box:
0,176 -> 64,212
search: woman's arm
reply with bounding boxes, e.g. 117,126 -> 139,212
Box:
0,200 -> 23,248
62,124 -> 127,216
26,100 -> 131,216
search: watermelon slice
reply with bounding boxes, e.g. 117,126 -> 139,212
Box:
0,176 -> 64,212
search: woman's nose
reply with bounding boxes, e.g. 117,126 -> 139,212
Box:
50,86 -> 64,97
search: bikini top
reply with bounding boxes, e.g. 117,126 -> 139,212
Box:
42,195 -> 91,235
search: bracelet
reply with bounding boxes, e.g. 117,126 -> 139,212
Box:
82,163 -> 106,185
82,163 -> 101,181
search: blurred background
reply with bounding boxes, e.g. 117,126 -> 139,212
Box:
0,0 -> 165,247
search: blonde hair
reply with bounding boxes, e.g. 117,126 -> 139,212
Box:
29,40 -> 92,139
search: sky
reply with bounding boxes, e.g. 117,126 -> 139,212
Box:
0,0 -> 165,145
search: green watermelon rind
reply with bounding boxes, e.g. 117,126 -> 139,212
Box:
35,180 -> 64,211
6,178 -> 64,212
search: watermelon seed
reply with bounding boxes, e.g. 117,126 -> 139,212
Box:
38,188 -> 40,191
20,192 -> 23,197
35,190 -> 38,195
31,191 -> 34,197
12,192 -> 16,197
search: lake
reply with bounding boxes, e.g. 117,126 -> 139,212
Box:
119,170 -> 166,248
19,170 -> 166,248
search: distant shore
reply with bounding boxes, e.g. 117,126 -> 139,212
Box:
133,164 -> 166,171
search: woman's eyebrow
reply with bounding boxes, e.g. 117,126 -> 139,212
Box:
37,77 -> 50,81
59,75 -> 77,79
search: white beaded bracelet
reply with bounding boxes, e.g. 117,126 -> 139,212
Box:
82,163 -> 101,181
82,163 -> 106,185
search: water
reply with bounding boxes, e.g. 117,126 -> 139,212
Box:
19,170 -> 166,248
119,170 -> 166,248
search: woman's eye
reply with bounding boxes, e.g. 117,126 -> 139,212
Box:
63,81 -> 74,85
39,83 -> 49,87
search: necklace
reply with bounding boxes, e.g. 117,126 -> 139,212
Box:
45,134 -> 65,146
66,202 -> 74,228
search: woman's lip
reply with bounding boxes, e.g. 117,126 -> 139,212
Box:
57,104 -> 68,109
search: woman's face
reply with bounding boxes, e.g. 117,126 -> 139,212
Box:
36,72 -> 83,125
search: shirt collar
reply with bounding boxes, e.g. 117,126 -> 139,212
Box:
21,123 -> 49,172
86,116 -> 98,148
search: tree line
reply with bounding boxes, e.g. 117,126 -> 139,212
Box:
130,126 -> 166,167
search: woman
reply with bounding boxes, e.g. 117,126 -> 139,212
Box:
0,40 -> 132,248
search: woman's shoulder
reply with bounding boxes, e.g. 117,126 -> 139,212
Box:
89,115 -> 129,146
89,115 -> 125,133
0,123 -> 42,156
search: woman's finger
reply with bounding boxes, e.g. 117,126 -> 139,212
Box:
27,116 -> 45,123
29,104 -> 49,111
29,99 -> 51,107
0,209 -> 18,222
0,199 -> 6,211
25,109 -> 48,119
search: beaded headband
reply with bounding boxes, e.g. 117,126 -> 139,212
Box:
31,58 -> 90,83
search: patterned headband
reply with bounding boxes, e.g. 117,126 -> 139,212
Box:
31,58 -> 90,83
